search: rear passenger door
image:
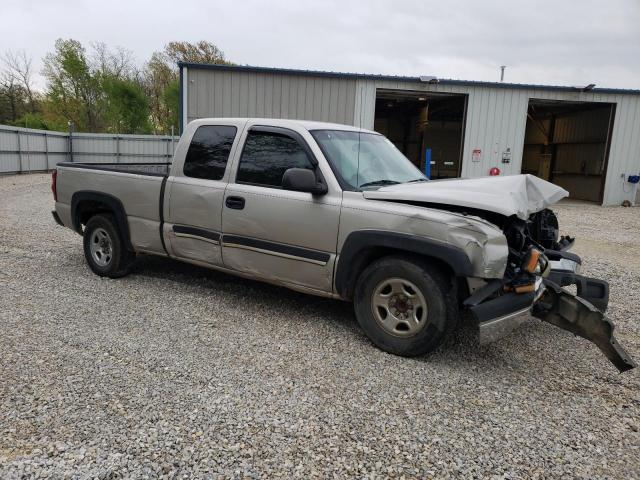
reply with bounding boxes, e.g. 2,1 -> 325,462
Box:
164,121 -> 244,266
221,125 -> 341,293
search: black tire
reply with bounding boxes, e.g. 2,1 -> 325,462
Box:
353,254 -> 457,357
83,214 -> 134,278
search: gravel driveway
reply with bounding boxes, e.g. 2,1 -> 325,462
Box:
1,173 -> 638,479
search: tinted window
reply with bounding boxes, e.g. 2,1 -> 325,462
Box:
236,131 -> 314,188
183,125 -> 237,180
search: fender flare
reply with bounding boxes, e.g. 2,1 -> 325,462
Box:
70,191 -> 133,251
335,230 -> 474,299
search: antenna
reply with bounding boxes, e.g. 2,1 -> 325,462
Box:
500,66 -> 506,82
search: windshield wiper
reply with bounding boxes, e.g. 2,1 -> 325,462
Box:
358,179 -> 401,188
407,178 -> 428,183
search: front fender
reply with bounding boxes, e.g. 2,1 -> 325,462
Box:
334,230 -> 475,299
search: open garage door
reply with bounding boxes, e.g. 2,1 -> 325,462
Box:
523,99 -> 615,202
374,90 -> 467,179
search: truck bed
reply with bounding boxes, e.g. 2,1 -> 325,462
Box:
55,162 -> 170,255
56,162 -> 171,176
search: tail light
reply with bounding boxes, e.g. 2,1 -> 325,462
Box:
51,169 -> 58,201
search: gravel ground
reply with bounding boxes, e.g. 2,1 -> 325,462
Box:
1,173 -> 638,479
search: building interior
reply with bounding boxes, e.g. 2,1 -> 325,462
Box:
373,90 -> 467,179
522,99 -> 615,202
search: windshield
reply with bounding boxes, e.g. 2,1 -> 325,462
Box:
310,130 -> 426,190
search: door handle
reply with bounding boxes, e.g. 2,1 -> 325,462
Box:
225,196 -> 245,210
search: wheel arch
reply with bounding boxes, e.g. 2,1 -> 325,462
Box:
335,230 -> 474,300
71,191 -> 133,251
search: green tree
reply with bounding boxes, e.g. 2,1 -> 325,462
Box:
101,76 -> 150,134
42,39 -> 101,131
164,41 -> 233,66
15,112 -> 51,130
144,52 -> 176,134
162,78 -> 180,135
143,40 -> 232,133
0,78 -> 27,123
2,39 -> 233,135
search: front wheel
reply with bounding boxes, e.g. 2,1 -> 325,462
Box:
354,255 -> 456,357
83,214 -> 134,278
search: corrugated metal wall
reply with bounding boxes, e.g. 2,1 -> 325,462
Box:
0,125 -> 179,174
184,67 -> 640,206
353,79 -> 640,206
0,127 -> 68,173
186,68 -> 357,126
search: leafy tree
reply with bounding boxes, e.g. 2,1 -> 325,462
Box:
162,79 -> 180,134
42,39 -> 101,131
143,40 -> 232,133
15,112 -> 51,130
144,52 -> 176,134
0,39 -> 233,134
0,77 -> 27,123
164,41 -> 232,66
101,75 -> 150,133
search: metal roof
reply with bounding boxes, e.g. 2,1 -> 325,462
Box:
178,62 -> 640,96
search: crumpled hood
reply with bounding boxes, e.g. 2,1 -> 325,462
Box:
362,174 -> 568,220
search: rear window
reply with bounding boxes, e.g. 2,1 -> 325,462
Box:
183,125 -> 237,180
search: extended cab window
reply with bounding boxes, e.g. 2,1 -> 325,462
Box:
236,131 -> 314,188
183,125 -> 237,180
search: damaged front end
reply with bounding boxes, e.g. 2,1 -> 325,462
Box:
466,209 -> 636,373
532,281 -> 636,373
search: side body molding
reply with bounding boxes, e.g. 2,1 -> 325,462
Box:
334,230 -> 474,299
70,191 -> 133,251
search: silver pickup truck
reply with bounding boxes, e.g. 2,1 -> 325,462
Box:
51,118 -> 635,372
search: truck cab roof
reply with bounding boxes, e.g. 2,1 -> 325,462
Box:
187,117 -> 378,134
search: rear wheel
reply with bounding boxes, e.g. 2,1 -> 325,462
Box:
354,255 -> 456,356
83,214 -> 134,278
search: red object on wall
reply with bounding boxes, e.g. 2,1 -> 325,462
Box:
489,167 -> 501,176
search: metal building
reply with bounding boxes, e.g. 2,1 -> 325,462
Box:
179,63 -> 640,206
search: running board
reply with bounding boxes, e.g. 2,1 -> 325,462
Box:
532,281 -> 636,373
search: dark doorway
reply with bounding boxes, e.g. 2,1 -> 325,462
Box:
374,90 -> 467,179
523,99 -> 615,202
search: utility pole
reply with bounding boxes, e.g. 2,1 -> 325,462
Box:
500,66 -> 506,82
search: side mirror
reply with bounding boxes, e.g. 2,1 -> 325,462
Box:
282,168 -> 327,195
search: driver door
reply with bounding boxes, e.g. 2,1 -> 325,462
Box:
221,125 -> 341,293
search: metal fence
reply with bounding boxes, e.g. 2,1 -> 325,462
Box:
0,124 -> 179,174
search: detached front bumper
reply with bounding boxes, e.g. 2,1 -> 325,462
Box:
470,278 -> 545,345
467,254 -> 636,373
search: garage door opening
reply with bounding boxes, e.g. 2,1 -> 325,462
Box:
374,90 -> 467,179
522,99 -> 615,202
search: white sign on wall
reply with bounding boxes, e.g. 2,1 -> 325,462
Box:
502,148 -> 511,164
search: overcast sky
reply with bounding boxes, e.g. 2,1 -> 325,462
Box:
4,0 -> 640,90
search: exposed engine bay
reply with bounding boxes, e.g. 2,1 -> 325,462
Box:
459,206 -> 636,373
356,174 -> 634,372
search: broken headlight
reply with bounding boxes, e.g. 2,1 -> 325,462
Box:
522,247 -> 550,276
